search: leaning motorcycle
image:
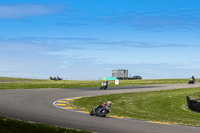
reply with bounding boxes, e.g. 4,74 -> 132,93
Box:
100,84 -> 108,89
188,79 -> 195,84
90,105 -> 110,117
100,81 -> 109,89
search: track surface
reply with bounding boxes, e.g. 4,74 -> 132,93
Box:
0,83 -> 200,133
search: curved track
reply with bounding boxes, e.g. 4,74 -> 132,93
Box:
0,83 -> 200,133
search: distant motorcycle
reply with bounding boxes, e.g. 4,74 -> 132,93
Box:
49,76 -> 63,81
57,76 -> 63,80
100,81 -> 109,89
188,78 -> 195,84
90,105 -> 110,117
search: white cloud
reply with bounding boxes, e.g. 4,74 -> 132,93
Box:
0,4 -> 64,19
0,69 -> 20,72
59,65 -> 68,70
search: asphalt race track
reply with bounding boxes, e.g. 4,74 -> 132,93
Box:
0,83 -> 200,133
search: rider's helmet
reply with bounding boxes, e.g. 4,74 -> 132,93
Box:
107,101 -> 112,106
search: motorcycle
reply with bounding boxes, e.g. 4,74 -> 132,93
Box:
100,81 -> 109,89
188,78 -> 195,84
90,105 -> 110,117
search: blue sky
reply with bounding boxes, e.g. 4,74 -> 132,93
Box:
0,0 -> 200,80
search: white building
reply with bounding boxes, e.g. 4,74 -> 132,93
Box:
112,69 -> 128,78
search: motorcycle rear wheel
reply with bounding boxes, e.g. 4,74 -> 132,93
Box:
98,109 -> 107,117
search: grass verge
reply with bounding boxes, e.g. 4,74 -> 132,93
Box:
188,92 -> 200,100
0,77 -> 43,81
0,77 -> 194,89
70,87 -> 200,127
0,116 -> 90,133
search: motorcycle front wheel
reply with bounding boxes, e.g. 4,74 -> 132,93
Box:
90,111 -> 95,116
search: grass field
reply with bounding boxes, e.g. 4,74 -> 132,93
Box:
0,77 -> 43,81
0,116 -> 90,133
70,87 -> 200,127
0,77 -> 193,89
188,92 -> 200,102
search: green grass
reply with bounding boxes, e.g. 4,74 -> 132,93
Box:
0,116 -> 90,133
0,77 -> 43,81
189,92 -> 200,99
70,87 -> 200,127
0,77 -> 194,89
188,92 -> 200,102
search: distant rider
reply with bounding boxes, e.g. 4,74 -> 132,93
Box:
106,81 -> 109,86
100,81 -> 109,89
102,81 -> 106,86
102,81 -> 109,86
188,76 -> 196,84
191,76 -> 195,81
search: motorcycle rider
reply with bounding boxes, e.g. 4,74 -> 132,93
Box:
100,80 -> 109,89
90,101 -> 112,116
191,76 -> 195,81
106,81 -> 109,86
102,81 -> 106,86
102,81 -> 109,86
188,76 -> 196,84
103,101 -> 112,111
